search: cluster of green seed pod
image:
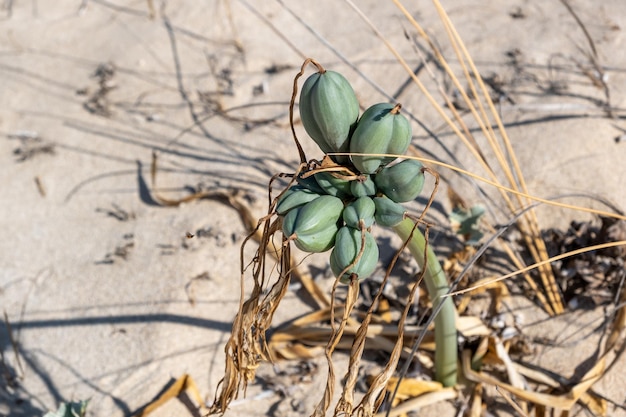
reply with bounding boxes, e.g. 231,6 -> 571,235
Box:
278,164 -> 423,282
279,64 -> 429,283
278,172 -> 382,282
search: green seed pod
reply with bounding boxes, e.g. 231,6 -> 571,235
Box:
373,196 -> 406,227
282,195 -> 344,253
330,226 -> 379,283
350,174 -> 377,197
343,196 -> 376,229
350,103 -> 412,174
299,70 -> 359,158
314,171 -> 352,199
374,160 -> 425,203
276,186 -> 322,215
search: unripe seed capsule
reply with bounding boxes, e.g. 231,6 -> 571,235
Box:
299,70 -> 359,159
330,226 -> 379,283
296,173 -> 327,194
350,103 -> 412,174
282,195 -> 344,253
373,196 -> 407,227
276,186 -> 322,215
314,171 -> 353,199
374,160 -> 425,203
343,196 -> 376,229
350,174 -> 377,197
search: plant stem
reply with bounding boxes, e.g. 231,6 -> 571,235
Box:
393,218 -> 457,387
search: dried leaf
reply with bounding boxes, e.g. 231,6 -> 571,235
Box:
134,375 -> 205,417
384,376 -> 442,400
457,316 -> 491,337
462,349 -> 608,413
469,383 -> 483,417
493,337 -> 527,389
372,388 -> 457,417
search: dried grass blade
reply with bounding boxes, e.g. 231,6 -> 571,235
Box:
426,0 -> 562,314
372,388 -> 457,417
384,377 -> 442,401
431,0 -> 564,313
578,392 -> 607,416
295,268 -> 330,308
469,383 -> 483,417
449,241 -> 626,296
136,374 -> 205,417
271,342 -> 321,360
270,321 -> 431,354
462,349 -> 607,411
495,386 -> 530,417
381,0 -> 558,314
463,350 -> 572,408
403,156 -> 626,221
493,337 -> 527,389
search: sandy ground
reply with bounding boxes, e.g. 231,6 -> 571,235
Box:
1,1 -> 626,416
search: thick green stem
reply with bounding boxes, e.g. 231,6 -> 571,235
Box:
393,218 -> 457,387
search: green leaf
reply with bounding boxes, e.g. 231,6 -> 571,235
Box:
449,205 -> 485,245
44,400 -> 89,417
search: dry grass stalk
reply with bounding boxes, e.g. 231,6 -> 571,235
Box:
353,0 -> 562,315
372,388 -> 457,417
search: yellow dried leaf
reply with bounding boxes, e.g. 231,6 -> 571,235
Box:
457,315 -> 491,337
134,374 -> 205,417
377,298 -> 393,323
372,388 -> 457,417
385,376 -> 442,400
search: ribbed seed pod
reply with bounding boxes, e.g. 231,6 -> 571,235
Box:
350,174 -> 377,197
373,196 -> 406,227
350,103 -> 412,174
282,195 -> 344,253
299,70 -> 359,158
276,186 -> 322,216
343,196 -> 376,229
330,226 -> 379,283
314,171 -> 353,199
374,160 -> 425,203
